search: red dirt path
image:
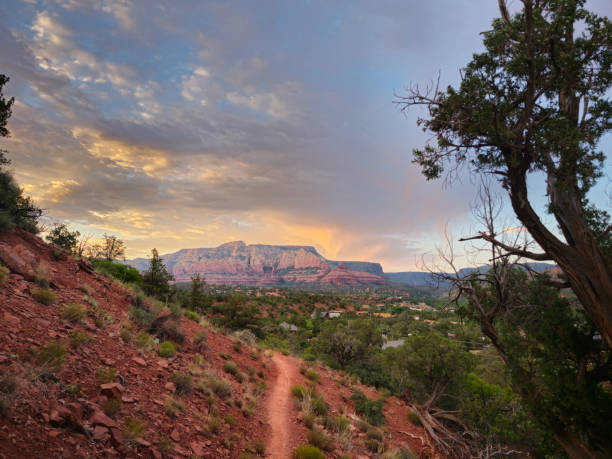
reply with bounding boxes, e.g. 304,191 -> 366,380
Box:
266,352 -> 300,458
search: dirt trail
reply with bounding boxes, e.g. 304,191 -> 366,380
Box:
266,352 -> 299,458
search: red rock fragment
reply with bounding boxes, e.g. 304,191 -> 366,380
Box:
170,428 -> 180,442
93,425 -> 110,442
100,382 -> 124,399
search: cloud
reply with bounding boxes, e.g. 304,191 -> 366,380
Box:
8,0 -> 607,270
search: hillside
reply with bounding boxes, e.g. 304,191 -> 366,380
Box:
125,241 -> 387,287
0,230 -> 426,458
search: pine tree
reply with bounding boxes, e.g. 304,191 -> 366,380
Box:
142,248 -> 174,300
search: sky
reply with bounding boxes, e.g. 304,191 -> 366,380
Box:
0,0 -> 610,271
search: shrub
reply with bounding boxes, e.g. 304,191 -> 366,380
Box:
158,341 -> 176,358
129,305 -> 156,330
233,340 -> 243,352
69,330 -> 90,348
61,303 -> 87,323
164,395 -> 185,418
104,398 -> 122,418
31,287 -> 57,305
92,259 -> 142,284
351,390 -> 386,426
292,445 -> 325,459
0,264 -> 8,283
83,295 -> 98,307
184,310 -> 199,322
202,376 -> 232,399
225,414 -> 235,427
251,440 -> 266,455
307,428 -> 334,451
291,385 -> 308,400
249,348 -> 259,360
323,415 -> 350,433
123,416 -> 146,440
223,361 -> 239,376
194,329 -> 207,344
37,341 -> 67,369
96,366 -> 117,383
302,411 -> 315,429
312,396 -> 328,416
152,319 -> 185,344
304,369 -> 320,384
407,410 -> 422,426
119,326 -> 132,343
365,438 -> 383,453
135,332 -> 154,351
367,428 -> 384,442
171,372 -> 193,395
204,415 -> 221,436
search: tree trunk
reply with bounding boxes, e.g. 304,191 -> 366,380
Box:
507,168 -> 612,350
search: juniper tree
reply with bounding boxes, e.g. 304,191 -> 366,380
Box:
398,0 -> 612,348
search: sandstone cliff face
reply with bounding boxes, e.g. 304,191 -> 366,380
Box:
125,242 -> 386,286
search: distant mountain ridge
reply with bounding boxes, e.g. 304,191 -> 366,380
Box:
124,241 -> 556,287
124,241 -> 386,286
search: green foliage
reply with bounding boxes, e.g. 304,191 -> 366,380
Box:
223,360 -> 239,376
135,332 -> 154,351
406,410 -> 421,427
292,445 -> 325,459
61,303 -> 87,323
201,374 -> 232,399
302,411 -> 315,429
141,248 -> 174,299
306,428 -> 333,451
171,372 -> 193,395
45,223 -> 80,254
350,390 -> 386,426
31,287 -> 57,305
184,310 -> 199,322
323,414 -> 350,433
69,330 -> 91,348
316,319 -> 382,369
103,398 -> 122,418
37,341 -> 67,369
304,368 -> 320,384
213,295 -> 262,334
384,332 -> 473,406
129,305 -> 156,330
0,79 -> 41,234
291,385 -> 308,400
0,263 -> 9,283
158,341 -> 176,358
92,259 -> 142,284
123,416 -> 146,440
188,273 -> 211,311
96,366 -> 117,383
164,395 -> 184,418
311,395 -> 328,417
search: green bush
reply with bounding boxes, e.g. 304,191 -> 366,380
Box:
307,428 -> 333,451
123,416 -> 146,440
291,385 -> 308,400
312,396 -> 328,416
69,330 -> 90,348
184,310 -> 199,322
302,411 -> 316,429
61,303 -> 87,322
92,259 -> 142,284
158,341 -> 177,357
104,398 -> 122,418
0,165 -> 41,234
31,287 -> 57,305
171,372 -> 193,395
351,390 -> 386,426
365,438 -> 383,453
135,332 -> 154,351
367,427 -> 383,441
37,341 -> 67,369
201,375 -> 232,399
0,264 -> 8,283
305,369 -> 320,384
292,445 -> 325,459
323,415 -> 350,433
96,366 -> 117,383
223,361 -> 239,376
129,305 -> 156,330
